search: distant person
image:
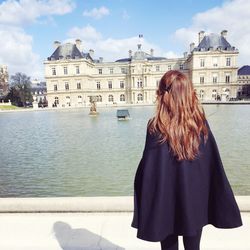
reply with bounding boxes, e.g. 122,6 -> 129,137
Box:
131,70 -> 242,250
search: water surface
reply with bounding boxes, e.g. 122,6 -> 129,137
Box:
0,105 -> 249,197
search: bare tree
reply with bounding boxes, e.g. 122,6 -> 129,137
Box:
9,72 -> 33,107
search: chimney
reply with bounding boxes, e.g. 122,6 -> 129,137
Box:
129,50 -> 132,58
99,57 -> 103,63
221,30 -> 228,38
89,49 -> 94,58
198,31 -> 205,43
190,42 -> 195,52
75,39 -> 82,50
54,41 -> 61,49
150,48 -> 154,57
183,52 -> 188,58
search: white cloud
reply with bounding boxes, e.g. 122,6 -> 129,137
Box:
83,6 -> 110,20
173,0 -> 250,66
0,26 -> 42,79
66,25 -> 176,62
0,0 -> 76,26
0,0 -> 75,79
164,51 -> 180,59
67,25 -> 102,41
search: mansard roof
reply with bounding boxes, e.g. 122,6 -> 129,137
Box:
238,65 -> 250,75
47,43 -> 93,61
194,33 -> 236,52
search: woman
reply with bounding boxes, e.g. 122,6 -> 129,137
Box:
131,70 -> 243,250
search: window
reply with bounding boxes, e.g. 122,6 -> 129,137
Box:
110,68 -> 113,74
96,95 -> 102,102
98,68 -> 102,74
156,80 -> 159,87
108,81 -> 112,89
78,96 -> 82,103
212,57 -> 218,67
199,90 -> 204,99
224,88 -> 230,96
76,66 -> 80,74
54,97 -> 59,104
120,81 -> 124,89
54,84 -> 57,91
137,79 -> 143,88
137,93 -> 143,101
168,65 -> 172,70
200,58 -> 205,67
52,67 -> 56,75
212,89 -> 217,99
64,66 -> 68,75
97,82 -> 101,89
108,94 -> 114,102
212,74 -> 218,83
65,82 -> 69,90
179,64 -> 184,70
120,94 -> 125,102
77,82 -> 81,89
156,65 -> 160,72
225,74 -> 230,83
66,96 -> 70,105
226,58 -> 231,66
121,68 -> 126,74
200,76 -> 205,84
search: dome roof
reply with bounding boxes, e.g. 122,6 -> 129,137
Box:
115,47 -> 166,62
238,65 -> 250,75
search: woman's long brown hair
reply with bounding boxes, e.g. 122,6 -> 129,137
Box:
148,70 -> 208,161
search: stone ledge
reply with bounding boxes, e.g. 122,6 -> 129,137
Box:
0,196 -> 249,213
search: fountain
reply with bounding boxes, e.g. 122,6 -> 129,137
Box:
88,96 -> 99,116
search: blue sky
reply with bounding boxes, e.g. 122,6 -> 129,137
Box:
28,0 -> 223,58
0,0 -> 249,79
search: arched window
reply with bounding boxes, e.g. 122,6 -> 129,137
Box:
199,90 -> 204,99
78,96 -> 82,103
224,88 -> 230,97
137,93 -> 143,101
108,94 -> 114,102
54,97 -> 59,104
96,95 -> 102,102
66,96 -> 70,103
212,89 -> 217,99
120,94 -> 125,102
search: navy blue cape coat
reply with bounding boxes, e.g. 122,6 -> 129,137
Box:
131,120 -> 243,242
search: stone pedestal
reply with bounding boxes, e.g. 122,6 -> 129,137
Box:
33,101 -> 39,109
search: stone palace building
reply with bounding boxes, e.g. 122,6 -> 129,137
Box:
44,30 -> 240,108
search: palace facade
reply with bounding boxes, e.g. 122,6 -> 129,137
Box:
44,30 -> 241,108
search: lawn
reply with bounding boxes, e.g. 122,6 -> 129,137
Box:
0,105 -> 21,110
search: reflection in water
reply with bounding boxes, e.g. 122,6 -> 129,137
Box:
0,105 -> 249,197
